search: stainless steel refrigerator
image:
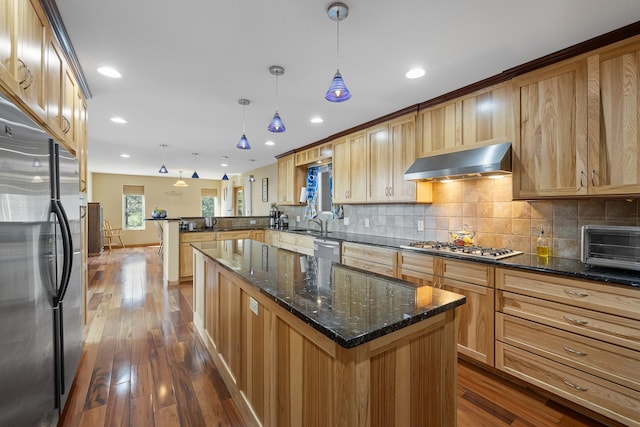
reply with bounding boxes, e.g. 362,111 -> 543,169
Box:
0,93 -> 83,426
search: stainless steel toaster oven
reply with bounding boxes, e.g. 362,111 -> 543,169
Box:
581,225 -> 640,271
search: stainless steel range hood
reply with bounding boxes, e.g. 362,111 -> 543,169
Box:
404,142 -> 512,181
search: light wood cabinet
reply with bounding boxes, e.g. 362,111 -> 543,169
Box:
45,34 -> 77,153
294,141 -> 332,166
0,0 -> 47,121
276,231 -> 314,256
264,229 -> 279,246
512,58 -> 588,198
367,114 -> 417,203
399,251 -> 495,366
440,259 -> 495,365
587,36 -> 640,195
341,242 -> 398,278
416,83 -> 512,157
276,153 -> 305,205
332,131 -> 367,203
417,101 -> 459,155
179,232 -> 216,279
495,267 -> 640,426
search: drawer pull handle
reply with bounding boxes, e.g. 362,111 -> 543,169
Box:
563,289 -> 589,297
563,315 -> 588,326
562,379 -> 588,392
563,346 -> 588,356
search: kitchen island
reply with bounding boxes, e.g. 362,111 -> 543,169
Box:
191,239 -> 466,427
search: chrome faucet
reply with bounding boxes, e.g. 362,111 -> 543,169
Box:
309,218 -> 323,234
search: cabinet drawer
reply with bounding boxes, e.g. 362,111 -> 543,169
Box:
496,342 -> 640,427
216,230 -> 252,240
342,256 -> 396,278
496,268 -> 640,321
441,259 -> 493,287
180,232 -> 216,243
497,313 -> 640,391
399,251 -> 437,276
342,243 -> 397,267
497,291 -> 640,351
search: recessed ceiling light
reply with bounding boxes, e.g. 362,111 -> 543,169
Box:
310,117 -> 323,124
221,163 -> 228,167
110,117 -> 127,124
97,67 -> 122,78
120,154 -> 130,158
265,140 -> 275,146
405,68 -> 426,79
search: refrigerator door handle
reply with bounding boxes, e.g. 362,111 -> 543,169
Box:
51,200 -> 73,305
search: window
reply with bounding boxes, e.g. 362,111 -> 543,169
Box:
201,188 -> 217,217
122,185 -> 145,230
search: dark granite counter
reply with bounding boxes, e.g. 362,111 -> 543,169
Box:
191,240 -> 466,348
280,229 -> 640,288
179,226 -> 265,233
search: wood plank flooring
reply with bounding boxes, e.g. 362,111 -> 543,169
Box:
60,246 -> 613,426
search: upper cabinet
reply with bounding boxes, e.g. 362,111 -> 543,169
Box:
295,141 -> 332,166
416,83 -> 513,158
512,58 -> 588,199
0,0 -> 47,121
276,153 -> 305,205
513,35 -> 640,199
332,131 -> 367,204
587,36 -> 640,196
367,114 -> 417,203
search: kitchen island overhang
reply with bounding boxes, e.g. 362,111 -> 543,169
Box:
191,239 -> 466,427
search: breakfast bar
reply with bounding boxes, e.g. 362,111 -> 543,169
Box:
191,239 -> 466,427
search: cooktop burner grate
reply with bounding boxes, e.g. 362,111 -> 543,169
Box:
400,241 -> 523,260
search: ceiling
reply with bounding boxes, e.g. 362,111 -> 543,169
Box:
55,0 -> 640,180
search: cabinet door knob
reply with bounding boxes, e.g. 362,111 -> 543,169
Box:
17,58 -> 28,85
580,171 -> 586,188
591,169 -> 596,186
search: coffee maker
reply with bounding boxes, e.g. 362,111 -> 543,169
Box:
269,210 -> 278,228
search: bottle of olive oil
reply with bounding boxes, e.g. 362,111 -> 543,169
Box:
536,226 -> 549,257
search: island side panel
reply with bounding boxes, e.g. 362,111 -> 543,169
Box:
193,246 -> 458,427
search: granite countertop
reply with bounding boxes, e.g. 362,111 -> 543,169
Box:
180,226 -> 265,233
279,229 -> 640,288
191,240 -> 466,348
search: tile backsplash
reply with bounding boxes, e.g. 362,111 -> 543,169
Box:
281,176 -> 639,259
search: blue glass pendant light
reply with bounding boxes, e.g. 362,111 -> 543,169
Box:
325,2 -> 351,102
236,99 -> 251,150
267,65 -> 286,132
158,143 -> 169,173
221,156 -> 229,180
191,152 -> 200,178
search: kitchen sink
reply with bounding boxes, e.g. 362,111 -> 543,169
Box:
288,228 -> 332,235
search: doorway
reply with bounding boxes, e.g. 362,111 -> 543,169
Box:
233,186 -> 244,216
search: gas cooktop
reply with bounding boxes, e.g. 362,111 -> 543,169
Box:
400,241 -> 523,260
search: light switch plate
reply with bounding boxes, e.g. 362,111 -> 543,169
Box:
417,220 -> 424,231
365,218 -> 370,227
249,296 -> 259,316
250,220 -> 256,224
296,215 -> 301,222
344,217 -> 349,226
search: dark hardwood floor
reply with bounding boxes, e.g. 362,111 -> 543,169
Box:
60,246 -> 611,426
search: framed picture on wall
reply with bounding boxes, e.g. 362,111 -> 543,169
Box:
262,178 -> 268,202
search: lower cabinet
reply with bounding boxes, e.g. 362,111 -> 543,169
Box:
342,242 -> 398,277
274,231 -> 315,256
495,267 -> 640,426
399,251 -> 495,366
179,232 -> 216,279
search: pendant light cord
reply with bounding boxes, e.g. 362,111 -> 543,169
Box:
336,10 -> 341,70
275,75 -> 279,111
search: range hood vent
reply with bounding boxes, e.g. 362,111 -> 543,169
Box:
404,142 -> 512,181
